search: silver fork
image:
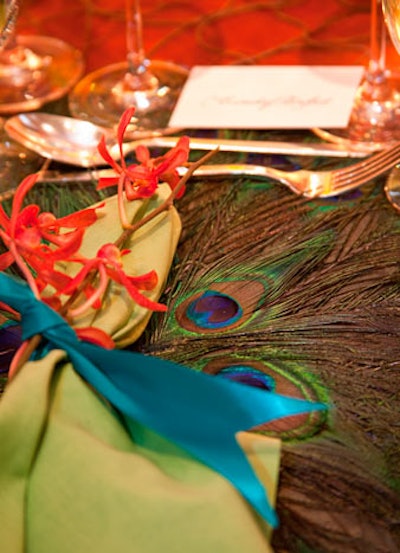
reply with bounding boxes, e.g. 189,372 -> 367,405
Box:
8,142 -> 400,201
177,141 -> 400,198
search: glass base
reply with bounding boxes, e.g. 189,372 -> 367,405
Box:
0,117 -> 44,196
384,164 -> 400,212
313,73 -> 400,149
0,35 -> 84,114
69,60 -> 188,137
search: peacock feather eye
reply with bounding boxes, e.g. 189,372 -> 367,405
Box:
202,356 -> 328,441
175,279 -> 267,334
186,290 -> 242,329
216,365 -> 276,391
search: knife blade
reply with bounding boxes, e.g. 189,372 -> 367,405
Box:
129,136 -> 375,158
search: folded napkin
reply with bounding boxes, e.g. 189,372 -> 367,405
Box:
0,349 -> 278,553
59,183 -> 182,347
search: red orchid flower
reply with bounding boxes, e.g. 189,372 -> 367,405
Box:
0,173 -> 101,296
61,243 -> 166,318
34,266 -> 74,296
96,106 -> 190,227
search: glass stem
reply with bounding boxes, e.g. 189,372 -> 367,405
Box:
367,0 -> 387,84
0,0 -> 18,52
125,0 -> 147,75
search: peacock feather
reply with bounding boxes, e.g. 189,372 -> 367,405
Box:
1,145 -> 400,552
135,171 -> 400,553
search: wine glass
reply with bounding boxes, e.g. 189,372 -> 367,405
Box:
381,0 -> 400,211
314,0 -> 400,147
382,0 -> 400,55
0,1 -> 54,192
69,0 -> 188,137
0,0 -> 84,114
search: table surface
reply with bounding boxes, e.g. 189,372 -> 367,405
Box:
2,2 -> 400,553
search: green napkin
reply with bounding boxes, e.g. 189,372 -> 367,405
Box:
0,349 -> 277,552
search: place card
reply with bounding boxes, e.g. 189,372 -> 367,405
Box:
168,65 -> 364,129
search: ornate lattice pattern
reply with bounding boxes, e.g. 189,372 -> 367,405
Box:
17,0 -> 390,74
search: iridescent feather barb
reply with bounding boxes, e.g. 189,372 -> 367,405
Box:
136,175 -> 400,553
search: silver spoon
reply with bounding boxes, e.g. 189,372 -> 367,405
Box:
384,164 -> 400,212
4,112 -> 374,169
5,112 -> 125,168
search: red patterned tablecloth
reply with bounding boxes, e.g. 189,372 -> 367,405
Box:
17,0 -> 400,75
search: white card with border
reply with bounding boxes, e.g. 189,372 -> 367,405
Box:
168,65 -> 364,129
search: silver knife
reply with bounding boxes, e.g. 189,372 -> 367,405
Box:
128,136 -> 374,158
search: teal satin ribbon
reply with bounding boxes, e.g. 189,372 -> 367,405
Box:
0,272 -> 327,527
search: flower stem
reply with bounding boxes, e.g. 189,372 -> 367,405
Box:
115,148 -> 218,248
8,334 -> 42,380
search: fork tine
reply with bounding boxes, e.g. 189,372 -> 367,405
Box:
332,142 -> 400,190
338,143 -> 400,179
